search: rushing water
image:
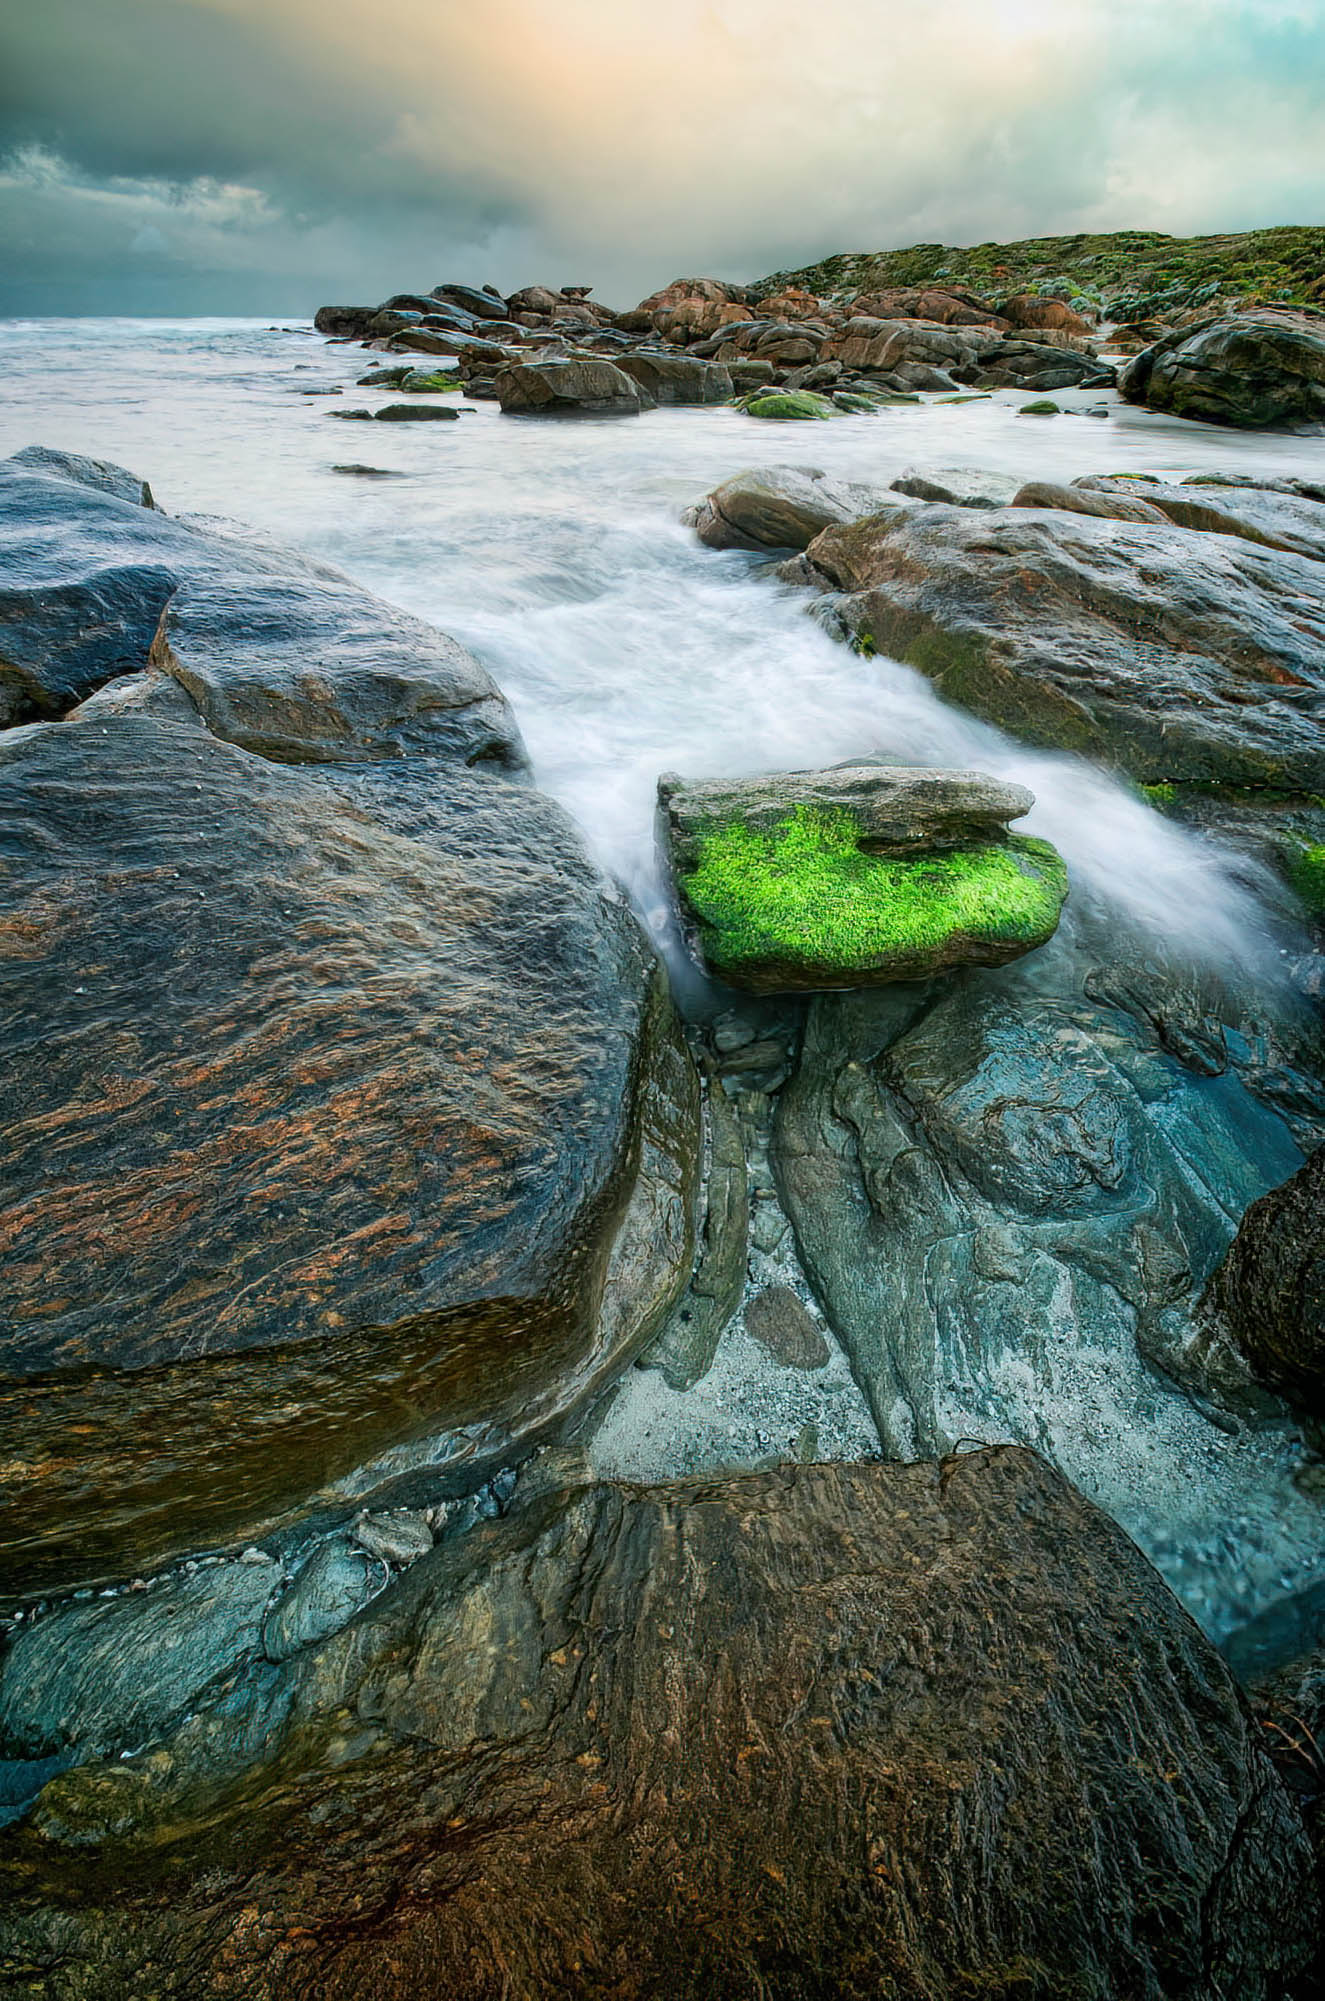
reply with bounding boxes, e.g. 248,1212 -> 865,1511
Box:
3,317 -> 1324,1646
3,316 -> 1324,993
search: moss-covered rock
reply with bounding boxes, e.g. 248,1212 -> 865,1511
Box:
742,391 -> 836,421
660,766 -> 1066,992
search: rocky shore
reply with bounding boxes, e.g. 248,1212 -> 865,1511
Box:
2,229 -> 1325,1994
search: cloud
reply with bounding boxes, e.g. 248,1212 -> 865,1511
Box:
0,0 -> 1321,313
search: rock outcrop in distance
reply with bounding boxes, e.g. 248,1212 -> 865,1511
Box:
0,447 -> 699,1597
1120,309 -> 1325,429
1,1450 -> 1316,2000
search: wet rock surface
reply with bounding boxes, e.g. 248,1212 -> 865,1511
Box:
0,456 -> 700,1597
686,464 -> 897,551
1120,310 -> 1325,429
800,500 -> 1325,791
0,1450 -> 1315,2000
1203,1147 -> 1325,1416
660,763 -> 1067,991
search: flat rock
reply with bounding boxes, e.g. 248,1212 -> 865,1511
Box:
801,503 -> 1325,790
687,464 -> 898,552
890,464 -> 1022,509
0,1453 -> 1315,1997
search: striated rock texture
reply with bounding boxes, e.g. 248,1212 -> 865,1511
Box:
0,1450 -> 1315,2000
493,357 -> 648,414
659,764 -> 1066,992
1120,310 -> 1325,429
799,502 -> 1325,791
1203,1147 -> 1325,1416
0,454 -> 699,1597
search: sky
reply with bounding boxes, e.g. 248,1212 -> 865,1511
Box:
1,0 -> 1322,315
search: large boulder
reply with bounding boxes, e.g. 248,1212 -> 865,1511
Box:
430,282 -> 509,321
659,764 -> 1067,991
313,305 -> 380,339
685,464 -> 899,552
0,1451 -> 1315,1998
798,503 -> 1325,790
1070,473 -> 1325,564
612,352 -> 732,405
493,357 -> 649,415
1001,292 -> 1095,335
1120,310 -> 1325,428
0,454 -> 699,1597
853,285 -> 1008,328
1202,1147 -> 1325,1415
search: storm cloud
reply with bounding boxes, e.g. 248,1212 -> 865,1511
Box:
1,0 -> 1322,313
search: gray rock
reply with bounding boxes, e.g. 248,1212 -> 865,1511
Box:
889,465 -> 1022,509
262,1538 -> 377,1661
1012,480 -> 1170,525
0,1563 -> 275,1758
800,504 -> 1325,791
639,1069 -> 747,1391
371,402 -> 460,422
613,353 -> 732,405
1201,1147 -> 1325,1415
1071,474 -> 1325,563
661,763 -> 1037,865
687,464 -> 898,552
6,445 -> 155,510
431,282 -> 510,321
494,358 -> 648,415
1120,310 -> 1325,429
352,1511 -> 434,1567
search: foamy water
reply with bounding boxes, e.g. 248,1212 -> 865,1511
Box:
1,315 -> 1319,999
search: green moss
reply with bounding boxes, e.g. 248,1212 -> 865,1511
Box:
1139,783 -> 1177,812
678,805 -> 1067,983
1289,843 -> 1325,916
742,391 -> 836,421
1018,400 -> 1061,416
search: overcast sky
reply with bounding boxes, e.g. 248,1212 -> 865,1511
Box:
1,0 -> 1321,315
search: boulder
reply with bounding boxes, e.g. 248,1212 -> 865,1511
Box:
0,1452 -> 1315,1997
799,504 -> 1325,790
659,764 -> 1066,991
890,464 -> 1022,509
494,357 -> 648,415
686,465 -> 898,552
6,444 -> 155,509
1013,479 -> 1171,525
0,454 -> 700,1596
1202,1148 -> 1325,1414
1001,293 -> 1095,335
430,282 -> 510,321
370,402 -> 460,422
852,286 -> 1008,329
1120,310 -> 1325,428
612,353 -> 732,405
313,305 -> 380,339
743,1285 -> 829,1368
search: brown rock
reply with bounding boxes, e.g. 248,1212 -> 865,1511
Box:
744,1285 -> 829,1368
1203,1147 -> 1325,1413
0,1451 -> 1314,1997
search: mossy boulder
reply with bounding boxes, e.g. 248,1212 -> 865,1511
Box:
399,369 -> 463,393
660,764 -> 1066,992
742,391 -> 837,421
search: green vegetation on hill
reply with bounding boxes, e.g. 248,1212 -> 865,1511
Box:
751,227 -> 1325,317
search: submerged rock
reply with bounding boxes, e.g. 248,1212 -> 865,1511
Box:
0,454 -> 699,1596
800,504 -> 1325,791
1120,310 -> 1325,429
743,1285 -> 829,1369
0,1452 -> 1314,1997
659,764 -> 1066,992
